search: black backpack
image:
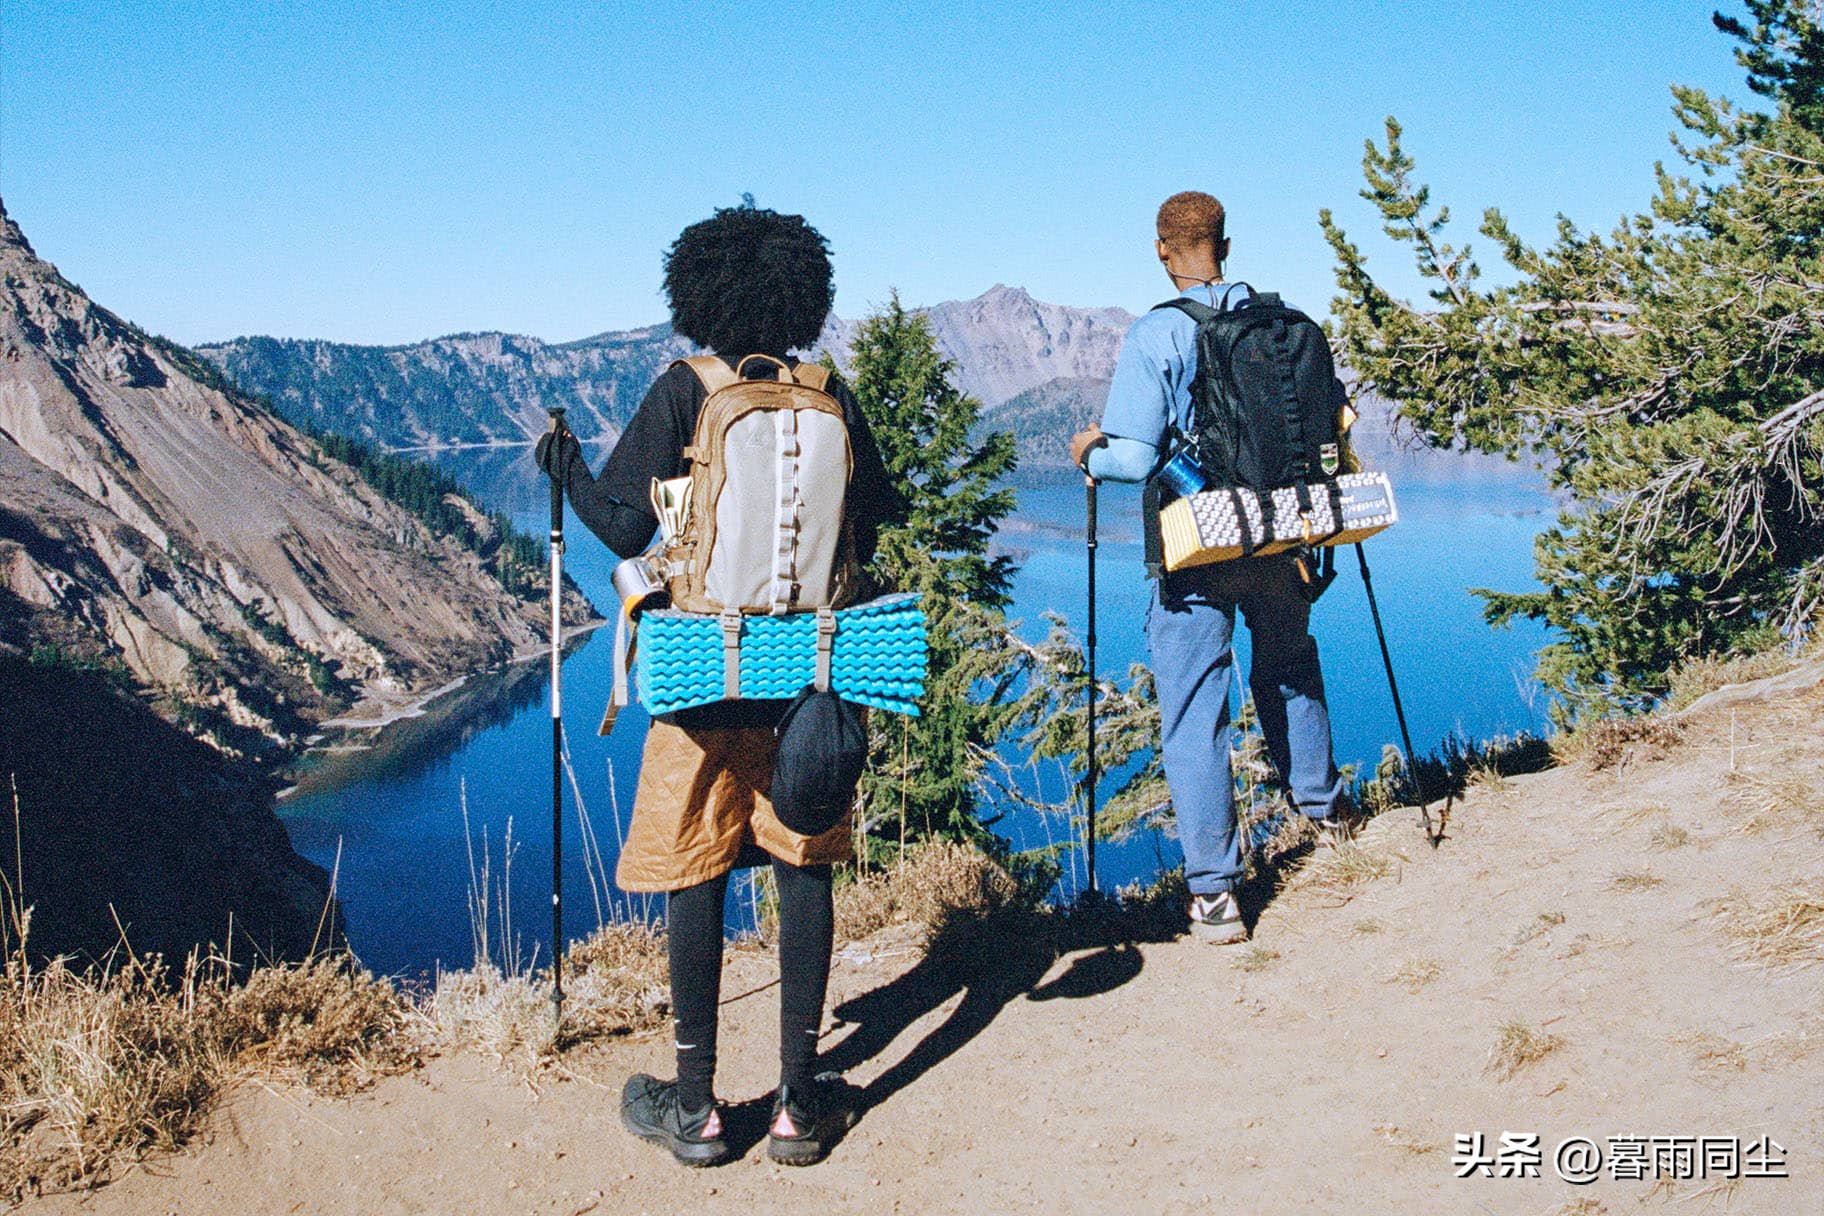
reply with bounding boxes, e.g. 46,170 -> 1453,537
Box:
1144,285 -> 1343,590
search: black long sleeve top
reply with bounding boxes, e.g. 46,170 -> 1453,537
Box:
561,356 -> 903,569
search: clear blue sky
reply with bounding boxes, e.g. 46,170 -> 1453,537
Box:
2,1 -> 1749,346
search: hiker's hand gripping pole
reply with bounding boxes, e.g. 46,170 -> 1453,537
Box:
547,408 -> 567,1025
1084,473 -> 1099,896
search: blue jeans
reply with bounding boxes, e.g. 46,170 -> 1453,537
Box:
1147,555 -> 1344,897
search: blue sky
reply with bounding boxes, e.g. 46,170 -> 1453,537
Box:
2,1 -> 1750,346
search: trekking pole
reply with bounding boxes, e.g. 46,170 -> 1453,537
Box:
1084,474 -> 1099,896
546,407 -> 567,1026
1353,543 -> 1435,846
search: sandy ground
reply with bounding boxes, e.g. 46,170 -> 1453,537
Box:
26,672 -> 1824,1216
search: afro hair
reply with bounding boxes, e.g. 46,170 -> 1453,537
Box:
662,201 -> 834,357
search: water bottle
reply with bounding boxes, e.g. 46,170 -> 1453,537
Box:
611,556 -> 670,619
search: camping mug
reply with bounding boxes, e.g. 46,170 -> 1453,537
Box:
611,556 -> 670,619
1158,445 -> 1209,497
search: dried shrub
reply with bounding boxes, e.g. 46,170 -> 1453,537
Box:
215,957 -> 415,1092
1232,945 -> 1279,973
1715,881 -> 1824,971
1514,910 -> 1566,945
559,921 -> 670,1040
1558,715 -> 1685,771
1292,841 -> 1395,900
1387,958 -> 1442,993
1723,769 -> 1820,836
422,965 -> 556,1064
0,949 -> 411,1202
1608,868 -> 1664,893
833,842 -> 1018,948
1665,647 -> 1807,711
1486,1019 -> 1564,1079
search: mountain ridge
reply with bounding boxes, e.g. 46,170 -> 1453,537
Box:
197,286 -> 1138,460
199,288 -> 1505,478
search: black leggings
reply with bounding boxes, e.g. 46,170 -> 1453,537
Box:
667,858 -> 834,1110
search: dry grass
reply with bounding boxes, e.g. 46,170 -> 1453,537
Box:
1550,1199 -> 1608,1216
1514,910 -> 1567,945
1557,715 -> 1685,772
1665,647 -> 1806,711
1387,958 -> 1441,993
833,841 -> 1019,947
1292,841 -> 1396,900
1232,945 -> 1280,973
1598,799 -> 1672,826
1714,881 -> 1824,971
425,920 -> 670,1065
1722,769 -> 1819,836
422,965 -> 557,1063
1486,1019 -> 1564,1079
1608,868 -> 1664,893
1370,1122 -> 1434,1156
0,950 -> 411,1201
1678,1030 -> 1748,1073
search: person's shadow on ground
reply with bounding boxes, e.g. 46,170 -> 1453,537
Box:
815,900 -> 1182,1145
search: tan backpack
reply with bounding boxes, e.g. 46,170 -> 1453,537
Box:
657,354 -> 861,616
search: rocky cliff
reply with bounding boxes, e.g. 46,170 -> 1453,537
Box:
0,199 -> 600,966
0,200 -> 588,757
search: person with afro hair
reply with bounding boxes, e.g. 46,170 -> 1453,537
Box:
536,200 -> 900,1169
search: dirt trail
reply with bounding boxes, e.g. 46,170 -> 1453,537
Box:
30,671 -> 1824,1215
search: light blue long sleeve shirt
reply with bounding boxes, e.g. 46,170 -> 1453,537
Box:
1086,282 -> 1251,483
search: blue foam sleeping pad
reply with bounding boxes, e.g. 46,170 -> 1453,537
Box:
634,593 -> 928,716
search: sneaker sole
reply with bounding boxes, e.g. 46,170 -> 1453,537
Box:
1189,919 -> 1249,945
766,1135 -> 828,1167
767,1108 -> 857,1167
620,1106 -> 729,1168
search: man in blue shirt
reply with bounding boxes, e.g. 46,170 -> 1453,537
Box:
1071,191 -> 1347,945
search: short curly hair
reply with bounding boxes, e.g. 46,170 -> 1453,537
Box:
1156,191 -> 1226,254
662,202 -> 834,356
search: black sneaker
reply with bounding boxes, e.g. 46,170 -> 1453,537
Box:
767,1072 -> 860,1166
620,1073 -> 729,1168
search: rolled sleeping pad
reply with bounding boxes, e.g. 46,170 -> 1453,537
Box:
1158,471 -> 1399,572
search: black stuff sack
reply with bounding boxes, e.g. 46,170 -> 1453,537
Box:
770,685 -> 867,837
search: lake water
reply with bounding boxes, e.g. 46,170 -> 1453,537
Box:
278,447 -> 1557,979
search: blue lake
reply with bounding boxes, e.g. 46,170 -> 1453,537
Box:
278,449 -> 1558,979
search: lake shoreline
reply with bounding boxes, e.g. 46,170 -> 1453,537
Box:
282,618 -> 607,799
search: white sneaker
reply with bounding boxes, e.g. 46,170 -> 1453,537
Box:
1188,892 -> 1248,944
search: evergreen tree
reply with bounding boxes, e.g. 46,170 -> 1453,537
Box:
1320,2 -> 1824,721
839,294 -> 1023,847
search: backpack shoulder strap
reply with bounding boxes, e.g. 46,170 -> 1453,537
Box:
1151,297 -> 1220,324
673,355 -> 740,395
790,362 -> 832,393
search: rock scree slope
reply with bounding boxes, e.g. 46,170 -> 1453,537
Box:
0,197 -> 583,751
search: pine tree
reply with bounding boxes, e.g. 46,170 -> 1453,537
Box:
838,293 -> 1023,847
1320,2 -> 1824,721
